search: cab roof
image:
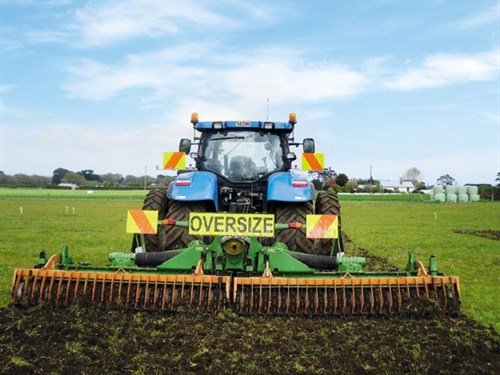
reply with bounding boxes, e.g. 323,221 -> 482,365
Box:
194,120 -> 294,132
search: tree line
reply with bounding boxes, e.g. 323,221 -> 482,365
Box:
309,168 -> 499,200
0,168 -> 175,189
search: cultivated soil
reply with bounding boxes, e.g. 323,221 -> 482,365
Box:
453,229 -> 500,241
0,233 -> 498,375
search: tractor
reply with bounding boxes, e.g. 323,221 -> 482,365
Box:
12,113 -> 460,316
134,112 -> 341,256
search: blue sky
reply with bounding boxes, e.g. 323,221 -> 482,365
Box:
1,0 -> 499,185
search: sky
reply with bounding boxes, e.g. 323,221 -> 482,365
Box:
1,0 -> 499,185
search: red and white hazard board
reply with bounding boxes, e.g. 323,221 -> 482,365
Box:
126,209 -> 158,234
306,214 -> 338,239
301,153 -> 324,171
163,152 -> 186,170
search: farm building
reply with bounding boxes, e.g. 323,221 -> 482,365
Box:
381,180 -> 415,193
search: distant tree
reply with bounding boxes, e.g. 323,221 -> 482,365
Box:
12,174 -> 34,186
124,175 -> 141,186
156,174 -> 175,187
496,172 -> 500,186
78,169 -> 103,183
413,181 -> 426,191
62,172 -> 85,186
344,180 -> 358,193
0,171 -> 8,185
336,173 -> 349,187
52,168 -> 70,185
402,167 -> 422,187
437,174 -> 456,188
356,178 -> 380,185
323,176 -> 336,189
102,173 -> 124,187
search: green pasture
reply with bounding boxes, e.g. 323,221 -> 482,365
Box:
0,188 -> 434,202
342,201 -> 499,331
0,188 -> 147,200
0,194 -> 498,331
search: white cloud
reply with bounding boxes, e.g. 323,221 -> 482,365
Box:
69,1 -> 272,46
63,44 -> 367,108
455,4 -> 499,29
387,51 -> 499,90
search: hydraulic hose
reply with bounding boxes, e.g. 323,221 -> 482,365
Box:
288,251 -> 337,270
135,250 -> 183,267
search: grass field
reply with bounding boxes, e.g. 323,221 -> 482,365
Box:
0,187 -> 147,200
1,187 -> 433,201
0,192 -> 498,331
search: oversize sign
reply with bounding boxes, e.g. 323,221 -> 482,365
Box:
302,153 -> 324,171
189,213 -> 275,237
306,214 -> 338,239
126,209 -> 158,234
163,151 -> 186,170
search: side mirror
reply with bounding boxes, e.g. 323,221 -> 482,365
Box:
303,138 -> 315,153
179,138 -> 192,154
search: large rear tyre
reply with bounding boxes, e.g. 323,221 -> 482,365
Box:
131,190 -> 169,252
160,201 -> 210,250
274,201 -> 319,254
315,191 -> 342,255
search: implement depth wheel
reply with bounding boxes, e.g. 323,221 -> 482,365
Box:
315,191 -> 342,255
131,190 -> 169,252
274,201 -> 319,254
160,201 -> 211,250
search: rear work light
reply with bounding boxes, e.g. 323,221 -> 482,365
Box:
292,180 -> 308,188
212,122 -> 223,129
175,179 -> 191,187
263,122 -> 274,129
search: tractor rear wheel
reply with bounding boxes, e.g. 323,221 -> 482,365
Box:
274,201 -> 319,254
131,190 -> 169,252
315,191 -> 341,255
160,201 -> 210,250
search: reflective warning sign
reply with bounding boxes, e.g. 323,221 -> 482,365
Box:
126,209 -> 158,234
163,152 -> 186,170
301,153 -> 324,171
306,214 -> 338,239
189,213 -> 275,237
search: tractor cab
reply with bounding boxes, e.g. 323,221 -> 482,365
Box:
200,130 -> 285,183
179,112 -> 313,184
172,113 -> 315,214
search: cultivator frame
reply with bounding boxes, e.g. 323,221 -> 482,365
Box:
12,221 -> 461,316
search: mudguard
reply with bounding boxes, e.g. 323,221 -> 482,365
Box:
167,171 -> 219,208
267,172 -> 315,203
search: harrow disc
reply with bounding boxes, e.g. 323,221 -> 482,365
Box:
233,276 -> 460,316
12,269 -> 231,312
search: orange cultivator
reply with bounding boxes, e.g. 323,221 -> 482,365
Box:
12,238 -> 460,316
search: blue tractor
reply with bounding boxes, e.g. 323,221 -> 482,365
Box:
136,113 -> 341,255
